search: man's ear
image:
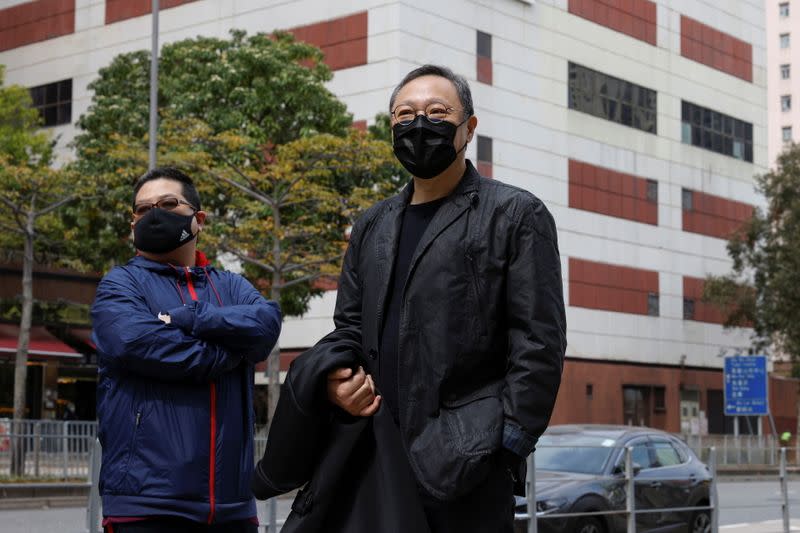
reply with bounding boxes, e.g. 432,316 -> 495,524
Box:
195,211 -> 207,231
466,115 -> 478,143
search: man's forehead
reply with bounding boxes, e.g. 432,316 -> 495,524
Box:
135,178 -> 185,202
395,75 -> 459,106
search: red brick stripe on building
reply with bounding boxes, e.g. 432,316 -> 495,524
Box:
477,55 -> 492,85
289,12 -> 367,71
569,258 -> 659,315
683,276 -> 725,325
568,0 -> 657,46
682,189 -> 753,239
0,0 -> 75,52
680,15 -> 752,82
105,0 -> 197,25
568,160 -> 657,225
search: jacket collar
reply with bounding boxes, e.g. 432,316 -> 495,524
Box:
390,159 -> 481,210
129,250 -> 214,276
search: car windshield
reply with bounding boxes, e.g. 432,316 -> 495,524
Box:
536,433 -> 619,474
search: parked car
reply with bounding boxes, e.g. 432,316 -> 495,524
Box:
514,425 -> 712,533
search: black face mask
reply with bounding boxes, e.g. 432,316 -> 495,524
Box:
392,115 -> 468,179
133,208 -> 197,254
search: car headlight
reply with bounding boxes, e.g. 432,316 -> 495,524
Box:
536,498 -> 567,516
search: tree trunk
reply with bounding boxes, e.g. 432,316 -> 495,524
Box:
266,206 -> 282,431
11,209 -> 35,476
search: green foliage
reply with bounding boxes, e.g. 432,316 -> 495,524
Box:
106,115 -> 401,315
704,143 -> 800,367
0,66 -> 52,166
70,30 -> 358,272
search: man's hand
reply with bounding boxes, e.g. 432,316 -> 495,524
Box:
157,312 -> 171,325
326,366 -> 381,417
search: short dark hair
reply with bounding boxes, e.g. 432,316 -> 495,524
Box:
132,167 -> 201,211
389,64 -> 474,120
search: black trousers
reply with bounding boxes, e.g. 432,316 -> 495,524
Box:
422,463 -> 515,533
104,518 -> 258,533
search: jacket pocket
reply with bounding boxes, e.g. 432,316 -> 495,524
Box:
441,381 -> 503,457
112,409 -> 143,494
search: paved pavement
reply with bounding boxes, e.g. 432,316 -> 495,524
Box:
1,479 -> 800,532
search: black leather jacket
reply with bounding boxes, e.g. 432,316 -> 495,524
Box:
312,160 -> 567,501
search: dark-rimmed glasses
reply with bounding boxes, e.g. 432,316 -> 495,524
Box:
133,197 -> 197,217
391,103 -> 462,126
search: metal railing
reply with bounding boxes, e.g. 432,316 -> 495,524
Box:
0,419 -> 97,480
684,433 -> 786,466
516,445 -> 795,533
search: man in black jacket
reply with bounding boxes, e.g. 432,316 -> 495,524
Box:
321,64 -> 567,532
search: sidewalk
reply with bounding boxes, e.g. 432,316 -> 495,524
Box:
721,520 -> 800,532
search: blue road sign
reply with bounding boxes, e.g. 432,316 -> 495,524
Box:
724,355 -> 769,416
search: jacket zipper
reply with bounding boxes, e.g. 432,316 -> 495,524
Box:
184,267 -> 216,524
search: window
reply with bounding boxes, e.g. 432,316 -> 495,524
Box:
646,180 -> 658,203
782,95 -> 792,111
586,383 -> 593,399
647,293 -> 659,317
682,188 -> 693,210
683,298 -> 695,320
781,33 -> 790,48
781,64 -> 791,79
477,30 -> 492,59
653,386 -> 666,410
477,135 -> 493,164
780,2 -> 790,17
651,440 -> 682,467
783,126 -> 793,142
631,443 -> 653,469
623,386 -> 651,427
29,79 -> 72,127
681,101 -> 753,162
568,62 -> 657,134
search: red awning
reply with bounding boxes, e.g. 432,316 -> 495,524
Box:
0,324 -> 82,359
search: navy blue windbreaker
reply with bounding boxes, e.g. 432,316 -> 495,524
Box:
91,252 -> 281,524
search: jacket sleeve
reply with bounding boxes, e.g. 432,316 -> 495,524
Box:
304,220 -> 366,364
91,271 -> 242,382
501,200 -> 567,457
167,273 -> 282,365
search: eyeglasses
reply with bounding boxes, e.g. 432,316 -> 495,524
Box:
391,103 -> 463,126
133,197 -> 197,217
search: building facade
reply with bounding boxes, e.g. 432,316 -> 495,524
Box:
767,0 -> 798,165
1,0 -> 787,434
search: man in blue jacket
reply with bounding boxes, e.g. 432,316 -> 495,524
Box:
91,167 -> 282,533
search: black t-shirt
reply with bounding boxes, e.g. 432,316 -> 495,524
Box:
379,197 -> 446,422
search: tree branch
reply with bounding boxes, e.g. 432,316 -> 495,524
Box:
0,221 -> 25,235
0,195 -> 24,216
206,169 -> 275,207
275,272 -> 323,290
219,245 -> 276,274
34,194 -> 78,218
282,254 -> 345,274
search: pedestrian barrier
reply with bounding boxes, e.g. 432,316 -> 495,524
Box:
516,445 -> 795,533
0,419 -> 97,480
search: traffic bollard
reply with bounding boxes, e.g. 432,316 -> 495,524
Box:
527,452 -> 536,533
781,447 -> 790,533
626,446 -> 635,533
709,447 -> 718,533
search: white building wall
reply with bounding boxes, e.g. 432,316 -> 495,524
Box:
0,0 -> 767,368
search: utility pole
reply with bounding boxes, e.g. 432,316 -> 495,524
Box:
149,0 -> 159,170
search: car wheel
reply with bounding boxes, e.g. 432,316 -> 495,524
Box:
573,516 -> 605,533
690,510 -> 711,533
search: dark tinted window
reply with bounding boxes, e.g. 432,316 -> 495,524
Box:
477,135 -> 493,163
477,31 -> 492,58
568,62 -> 657,134
29,79 -> 72,127
681,101 -> 753,162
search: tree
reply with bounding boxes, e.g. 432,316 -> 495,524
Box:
70,30 -> 353,273
704,144 -> 800,374
105,115 -> 402,423
0,66 -> 82,474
